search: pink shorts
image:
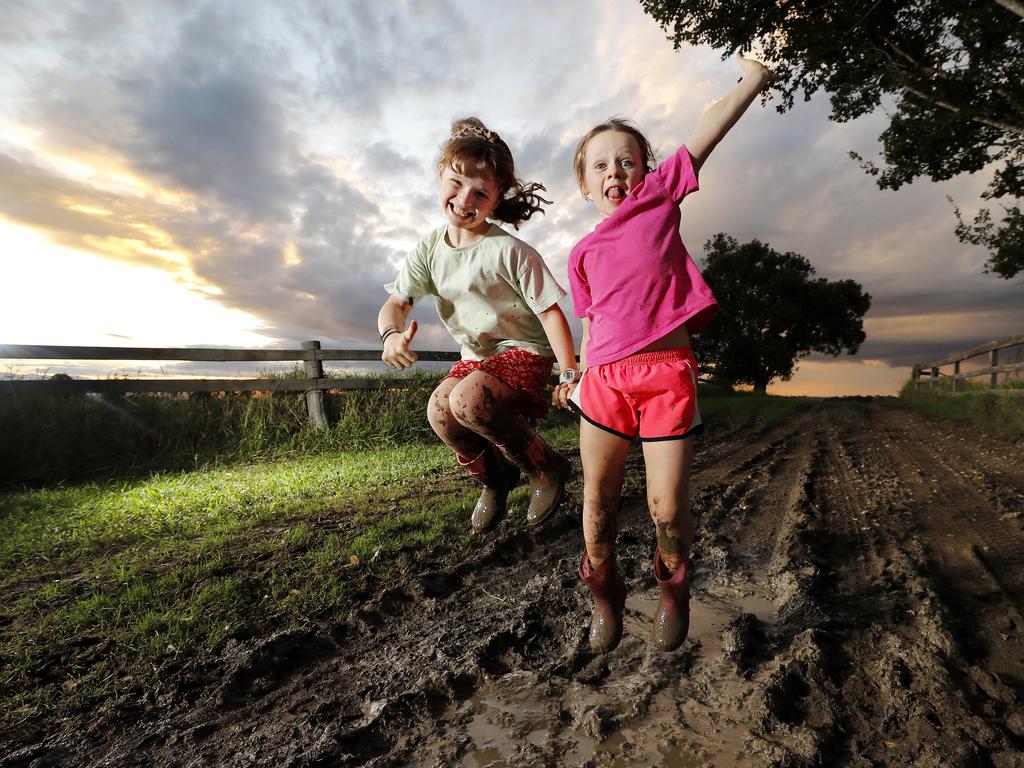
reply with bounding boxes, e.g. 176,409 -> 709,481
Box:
445,347 -> 555,418
568,347 -> 702,441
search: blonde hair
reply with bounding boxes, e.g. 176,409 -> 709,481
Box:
438,117 -> 550,228
573,117 -> 657,197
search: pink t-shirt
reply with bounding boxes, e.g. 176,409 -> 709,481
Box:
568,144 -> 718,367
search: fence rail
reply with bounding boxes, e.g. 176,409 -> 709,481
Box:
0,341 -> 462,427
911,332 -> 1024,391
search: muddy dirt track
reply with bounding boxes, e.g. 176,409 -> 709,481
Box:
4,399 -> 1024,767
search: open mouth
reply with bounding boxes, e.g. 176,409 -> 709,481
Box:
450,203 -> 477,220
604,185 -> 626,203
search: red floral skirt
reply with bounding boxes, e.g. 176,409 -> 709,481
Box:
445,347 -> 555,417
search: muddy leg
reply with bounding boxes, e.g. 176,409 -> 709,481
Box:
430,377 -> 522,533
642,435 -> 696,572
579,420 -> 631,565
643,435 -> 696,651
448,371 -> 532,448
452,372 -> 571,526
427,377 -> 488,457
579,420 -> 631,652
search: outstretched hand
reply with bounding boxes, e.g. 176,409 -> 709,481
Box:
382,319 -> 419,369
735,51 -> 779,85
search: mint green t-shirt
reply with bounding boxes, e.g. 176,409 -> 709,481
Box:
385,224 -> 566,361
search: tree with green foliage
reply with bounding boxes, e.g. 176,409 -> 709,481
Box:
639,0 -> 1024,279
695,234 -> 871,393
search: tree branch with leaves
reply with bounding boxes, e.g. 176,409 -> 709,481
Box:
640,0 -> 1024,278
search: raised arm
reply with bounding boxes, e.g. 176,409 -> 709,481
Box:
685,53 -> 778,173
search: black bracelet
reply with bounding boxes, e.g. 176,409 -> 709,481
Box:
381,328 -> 399,345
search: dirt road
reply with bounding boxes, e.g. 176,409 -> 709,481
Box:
4,400 -> 1024,767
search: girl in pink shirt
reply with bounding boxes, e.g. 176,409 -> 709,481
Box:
555,54 -> 778,654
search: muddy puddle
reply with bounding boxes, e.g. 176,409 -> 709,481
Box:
414,587 -> 778,768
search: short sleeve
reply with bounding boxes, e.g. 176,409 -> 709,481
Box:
568,248 -> 591,318
384,235 -> 435,303
653,145 -> 700,203
513,246 -> 567,314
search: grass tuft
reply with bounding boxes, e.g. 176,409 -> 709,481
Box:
897,379 -> 1024,440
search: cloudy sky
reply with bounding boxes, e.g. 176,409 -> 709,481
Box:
1,0 -> 1020,396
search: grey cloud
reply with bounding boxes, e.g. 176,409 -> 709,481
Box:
308,0 -> 471,119
831,335 -> 1021,368
130,72 -> 293,221
864,286 -> 1024,320
363,142 -> 424,178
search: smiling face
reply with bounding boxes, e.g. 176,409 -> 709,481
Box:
438,164 -> 501,236
582,130 -> 646,219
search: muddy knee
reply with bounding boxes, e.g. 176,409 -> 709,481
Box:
427,389 -> 458,437
449,381 -> 497,431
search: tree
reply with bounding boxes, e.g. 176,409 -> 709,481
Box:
695,234 -> 871,392
639,0 -> 1024,279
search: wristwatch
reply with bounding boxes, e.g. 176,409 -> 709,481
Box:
558,368 -> 579,385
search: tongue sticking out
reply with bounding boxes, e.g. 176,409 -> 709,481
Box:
606,187 -> 625,201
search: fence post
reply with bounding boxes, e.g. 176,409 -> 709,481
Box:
302,340 -> 328,428
930,366 -> 938,387
989,348 -> 999,389
911,365 -> 920,390
953,360 -> 960,393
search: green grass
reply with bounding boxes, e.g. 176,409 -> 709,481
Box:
0,440 -> 484,722
0,370 -> 448,485
897,379 -> 1024,440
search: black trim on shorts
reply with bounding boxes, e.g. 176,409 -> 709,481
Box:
638,422 -> 706,442
567,400 -> 635,442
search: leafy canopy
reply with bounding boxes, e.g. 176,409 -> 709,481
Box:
639,0 -> 1024,278
695,234 -> 871,392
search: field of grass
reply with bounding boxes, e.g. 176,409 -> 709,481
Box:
897,378 -> 1024,440
0,386 -> 804,729
0,370 -> 448,485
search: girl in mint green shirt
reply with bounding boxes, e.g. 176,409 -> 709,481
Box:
376,117 -> 578,536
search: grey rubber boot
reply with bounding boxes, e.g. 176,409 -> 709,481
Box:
499,430 -> 571,526
458,445 -> 521,533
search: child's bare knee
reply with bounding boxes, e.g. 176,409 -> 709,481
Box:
647,492 -> 688,524
450,382 -> 489,428
428,391 -> 456,432
585,479 -> 621,512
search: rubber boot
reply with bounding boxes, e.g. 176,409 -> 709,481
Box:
579,552 -> 626,654
652,548 -> 691,651
499,430 -> 571,526
457,445 -> 520,534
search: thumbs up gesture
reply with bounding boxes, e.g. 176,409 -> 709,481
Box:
382,319 -> 419,369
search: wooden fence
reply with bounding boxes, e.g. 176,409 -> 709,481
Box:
911,332 -> 1024,392
0,341 -> 461,427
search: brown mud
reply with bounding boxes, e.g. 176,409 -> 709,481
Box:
3,400 -> 1024,767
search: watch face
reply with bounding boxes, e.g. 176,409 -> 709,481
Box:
560,369 -> 577,384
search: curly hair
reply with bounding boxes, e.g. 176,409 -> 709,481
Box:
438,117 -> 550,229
573,117 -> 657,198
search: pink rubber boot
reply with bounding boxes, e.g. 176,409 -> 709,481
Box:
652,548 -> 691,651
579,552 -> 626,654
